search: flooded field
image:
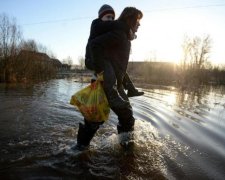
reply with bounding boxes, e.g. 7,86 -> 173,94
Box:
0,78 -> 225,179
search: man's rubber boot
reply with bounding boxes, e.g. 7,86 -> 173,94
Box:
117,124 -> 135,149
72,122 -> 98,151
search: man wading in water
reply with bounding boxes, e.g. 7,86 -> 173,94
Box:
73,5 -> 143,150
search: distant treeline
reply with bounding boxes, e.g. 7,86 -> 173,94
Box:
128,35 -> 225,86
0,13 -> 69,83
127,61 -> 225,86
1,50 -> 65,83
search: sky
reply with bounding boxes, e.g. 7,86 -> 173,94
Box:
1,0 -> 225,65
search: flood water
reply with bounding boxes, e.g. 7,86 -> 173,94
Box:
0,78 -> 225,179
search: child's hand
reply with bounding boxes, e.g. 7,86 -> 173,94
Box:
97,71 -> 104,81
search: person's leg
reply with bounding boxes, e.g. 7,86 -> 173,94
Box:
111,104 -> 135,134
75,119 -> 103,150
117,85 -> 129,101
103,63 -> 134,132
111,105 -> 135,147
123,73 -> 144,97
103,60 -> 129,108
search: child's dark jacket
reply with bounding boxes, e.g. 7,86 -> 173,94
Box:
85,18 -> 131,78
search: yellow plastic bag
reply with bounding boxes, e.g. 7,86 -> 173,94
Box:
70,80 -> 110,122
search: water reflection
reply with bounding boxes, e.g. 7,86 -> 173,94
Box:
174,86 -> 225,125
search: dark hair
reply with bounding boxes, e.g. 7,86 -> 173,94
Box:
117,7 -> 143,29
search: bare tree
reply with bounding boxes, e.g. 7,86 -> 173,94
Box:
78,56 -> 85,69
66,56 -> 73,66
62,56 -> 73,65
37,43 -> 56,58
179,35 -> 212,85
0,13 -> 22,82
181,35 -> 192,70
19,39 -> 38,52
181,35 -> 211,70
0,13 -> 22,58
37,43 -> 47,53
197,35 -> 211,69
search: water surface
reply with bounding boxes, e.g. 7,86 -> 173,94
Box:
0,79 -> 225,179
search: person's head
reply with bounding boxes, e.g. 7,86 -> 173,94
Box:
118,7 -> 143,32
98,4 -> 115,21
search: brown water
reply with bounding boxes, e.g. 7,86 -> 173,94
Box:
0,78 -> 225,179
